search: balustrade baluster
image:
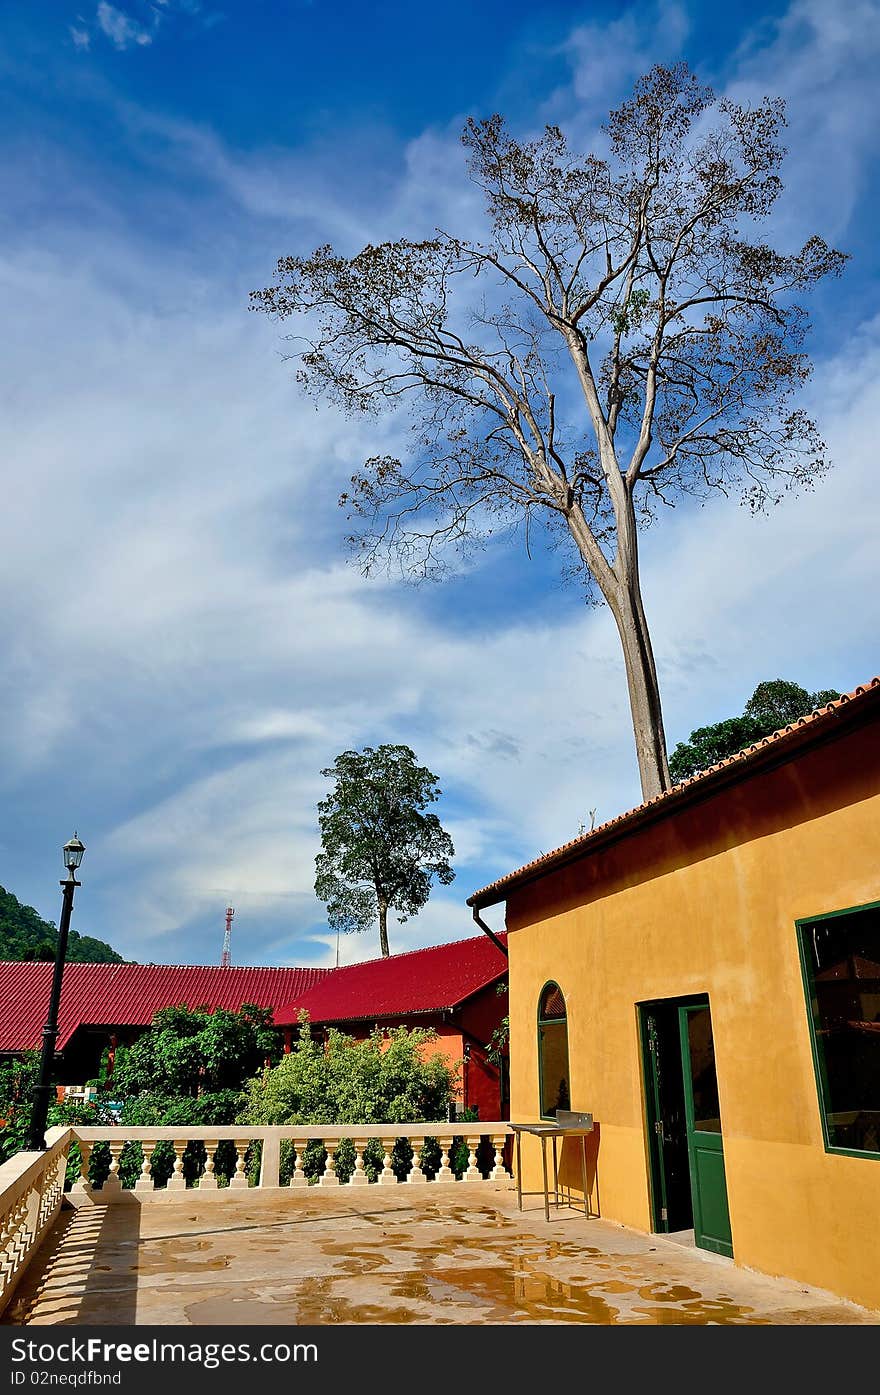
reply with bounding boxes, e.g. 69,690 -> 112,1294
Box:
230,1141 -> 249,1189
349,1140 -> 369,1185
198,1140 -> 219,1189
407,1138 -> 426,1184
464,1135 -> 482,1182
100,1139 -> 125,1192
377,1138 -> 397,1185
72,1140 -> 93,1194
135,1141 -> 157,1192
435,1137 -> 454,1182
289,1145 -> 307,1188
490,1134 -> 508,1180
318,1140 -> 340,1186
167,1141 -> 187,1191
0,1206 -> 18,1286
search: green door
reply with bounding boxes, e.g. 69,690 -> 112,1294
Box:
678,1004 -> 733,1257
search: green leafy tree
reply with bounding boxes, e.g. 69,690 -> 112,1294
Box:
315,743 -> 455,957
669,679 -> 841,782
744,679 -> 840,730
254,63 -> 846,802
111,1003 -> 280,1098
0,884 -> 123,963
240,1019 -> 459,1182
92,1004 -> 283,1189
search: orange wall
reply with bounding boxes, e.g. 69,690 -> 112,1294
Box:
506,716 -> 880,1310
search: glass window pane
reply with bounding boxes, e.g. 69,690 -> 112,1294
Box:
540,984 -> 566,1020
686,1007 -> 721,1132
800,905 -> 880,1155
539,1021 -> 570,1117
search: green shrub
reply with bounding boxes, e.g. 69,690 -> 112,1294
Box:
240,1018 -> 460,1183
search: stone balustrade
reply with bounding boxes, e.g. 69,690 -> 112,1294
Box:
69,1123 -> 513,1198
0,1127 -> 71,1317
0,1123 -> 512,1310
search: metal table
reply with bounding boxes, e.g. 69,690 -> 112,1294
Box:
510,1111 -> 594,1222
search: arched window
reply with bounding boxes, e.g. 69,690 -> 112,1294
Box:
538,982 -> 570,1119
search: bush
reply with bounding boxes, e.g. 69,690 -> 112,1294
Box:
0,1052 -> 114,1180
239,1020 -> 460,1183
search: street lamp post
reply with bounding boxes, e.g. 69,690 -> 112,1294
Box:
26,833 -> 86,1151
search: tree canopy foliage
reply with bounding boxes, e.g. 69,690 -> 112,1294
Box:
241,1021 -> 456,1128
254,63 -> 846,800
314,743 -> 455,957
668,679 -> 841,782
111,1003 -> 281,1100
240,1019 -> 460,1183
0,884 -> 123,963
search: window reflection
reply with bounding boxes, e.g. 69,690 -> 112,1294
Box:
538,982 -> 570,1119
800,904 -> 880,1156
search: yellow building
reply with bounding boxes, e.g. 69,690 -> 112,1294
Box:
469,678 -> 880,1311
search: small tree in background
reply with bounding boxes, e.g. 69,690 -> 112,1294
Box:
669,678 -> 840,782
315,743 -> 455,957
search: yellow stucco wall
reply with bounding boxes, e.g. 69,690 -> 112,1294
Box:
505,717 -> 880,1311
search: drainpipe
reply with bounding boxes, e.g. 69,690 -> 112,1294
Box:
471,905 -> 507,958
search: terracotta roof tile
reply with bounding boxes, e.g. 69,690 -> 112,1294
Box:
274,933 -> 508,1026
469,677 -> 880,908
0,961 -> 331,1053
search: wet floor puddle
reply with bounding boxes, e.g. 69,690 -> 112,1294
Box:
179,1211 -> 766,1325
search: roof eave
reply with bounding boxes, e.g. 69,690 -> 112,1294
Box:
468,684 -> 880,910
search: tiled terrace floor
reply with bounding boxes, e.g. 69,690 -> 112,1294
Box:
5,1185 -> 878,1326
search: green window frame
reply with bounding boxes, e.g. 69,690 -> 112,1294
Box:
537,981 -> 571,1120
796,898 -> 880,1161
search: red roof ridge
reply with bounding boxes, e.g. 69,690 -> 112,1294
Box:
311,930 -> 507,975
92,962 -> 333,972
468,676 -> 880,907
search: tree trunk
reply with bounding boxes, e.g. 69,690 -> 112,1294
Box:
607,579 -> 671,801
567,494 -> 672,802
608,499 -> 672,802
377,898 -> 390,957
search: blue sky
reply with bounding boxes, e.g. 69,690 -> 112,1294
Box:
1,0 -> 878,968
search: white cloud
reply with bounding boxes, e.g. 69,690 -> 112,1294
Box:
96,3 -> 154,50
723,0 -> 880,242
70,26 -> 91,51
565,0 -> 690,108
4,0 -> 879,965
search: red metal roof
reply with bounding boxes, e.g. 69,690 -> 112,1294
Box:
469,678 -> 880,909
0,961 -> 331,1053
274,933 -> 508,1026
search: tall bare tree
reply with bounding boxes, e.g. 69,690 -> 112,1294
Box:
253,64 -> 846,800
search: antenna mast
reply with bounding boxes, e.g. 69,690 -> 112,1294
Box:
221,906 -> 234,968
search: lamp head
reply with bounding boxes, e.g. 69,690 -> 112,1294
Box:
63,832 -> 85,872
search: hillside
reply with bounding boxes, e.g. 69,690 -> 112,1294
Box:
0,884 -> 124,963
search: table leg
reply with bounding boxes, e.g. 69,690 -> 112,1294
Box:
516,1132 -> 522,1212
581,1135 -> 588,1216
552,1136 -> 559,1210
541,1137 -> 549,1223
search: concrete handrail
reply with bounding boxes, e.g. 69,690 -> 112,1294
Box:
0,1127 -> 72,1316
